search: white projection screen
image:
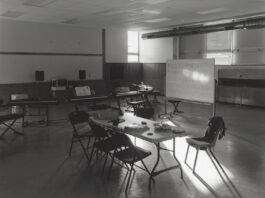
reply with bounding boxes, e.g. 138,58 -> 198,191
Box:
166,59 -> 215,104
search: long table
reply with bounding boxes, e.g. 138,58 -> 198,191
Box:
90,113 -> 188,189
9,99 -> 59,126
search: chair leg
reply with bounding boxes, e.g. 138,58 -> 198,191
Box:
193,149 -> 199,173
0,119 -> 23,140
101,153 -> 109,175
184,145 -> 190,165
88,138 -> 98,164
77,137 -> 90,161
141,160 -> 155,183
86,137 -> 91,150
68,135 -> 74,157
125,164 -> 134,193
108,154 -> 115,179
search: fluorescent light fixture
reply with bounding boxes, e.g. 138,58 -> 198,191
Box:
0,11 -> 24,18
142,9 -> 161,15
24,0 -> 56,7
197,7 -> 228,15
144,17 -> 171,23
62,18 -> 79,24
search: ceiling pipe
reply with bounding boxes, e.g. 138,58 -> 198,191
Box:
141,16 -> 265,39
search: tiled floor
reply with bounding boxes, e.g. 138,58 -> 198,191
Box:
0,98 -> 265,198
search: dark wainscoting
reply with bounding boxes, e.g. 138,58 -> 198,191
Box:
142,63 -> 166,94
104,63 -> 143,92
217,68 -> 265,107
0,80 -> 107,103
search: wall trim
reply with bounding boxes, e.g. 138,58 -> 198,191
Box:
0,52 -> 103,56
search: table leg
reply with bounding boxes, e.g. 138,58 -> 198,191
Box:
22,105 -> 26,127
46,104 -> 49,126
173,138 -> 183,179
149,143 -> 160,190
116,98 -> 123,115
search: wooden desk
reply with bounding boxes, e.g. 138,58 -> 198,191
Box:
90,113 -> 187,189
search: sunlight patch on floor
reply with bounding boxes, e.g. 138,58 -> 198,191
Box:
163,137 -> 234,195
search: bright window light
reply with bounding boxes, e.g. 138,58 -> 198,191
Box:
206,52 -> 232,65
206,31 -> 233,65
128,31 -> 139,62
128,54 -> 139,62
128,31 -> 139,53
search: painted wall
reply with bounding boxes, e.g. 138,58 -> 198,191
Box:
139,34 -> 173,63
105,28 -> 128,63
0,19 -> 103,83
233,29 -> 265,65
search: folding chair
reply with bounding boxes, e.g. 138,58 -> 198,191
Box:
68,111 -> 94,161
184,116 -> 226,174
108,133 -> 152,192
87,121 -> 118,166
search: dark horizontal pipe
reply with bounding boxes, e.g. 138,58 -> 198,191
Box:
142,17 -> 265,39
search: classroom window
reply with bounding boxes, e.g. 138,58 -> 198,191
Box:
205,31 -> 233,65
206,52 -> 232,65
128,31 -> 139,62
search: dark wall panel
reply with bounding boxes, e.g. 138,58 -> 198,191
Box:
142,63 -> 166,94
105,63 -> 143,92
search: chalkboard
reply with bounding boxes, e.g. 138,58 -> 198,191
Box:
166,59 -> 215,104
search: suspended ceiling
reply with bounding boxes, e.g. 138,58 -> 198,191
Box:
0,0 -> 265,30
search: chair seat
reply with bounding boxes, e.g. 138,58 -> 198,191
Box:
0,113 -> 23,122
114,146 -> 151,163
186,138 -> 212,150
168,99 -> 181,104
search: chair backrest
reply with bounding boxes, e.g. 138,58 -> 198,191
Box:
113,133 -> 134,148
203,116 -> 226,145
88,120 -> 109,137
69,111 -> 90,125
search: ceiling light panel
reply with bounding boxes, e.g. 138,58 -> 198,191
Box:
0,10 -> 24,18
197,7 -> 228,15
62,18 -> 79,24
142,9 -> 160,14
24,0 -> 57,7
144,17 -> 171,23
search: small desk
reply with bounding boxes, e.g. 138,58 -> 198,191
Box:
90,113 -> 187,189
9,99 -> 58,126
114,91 -> 144,114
